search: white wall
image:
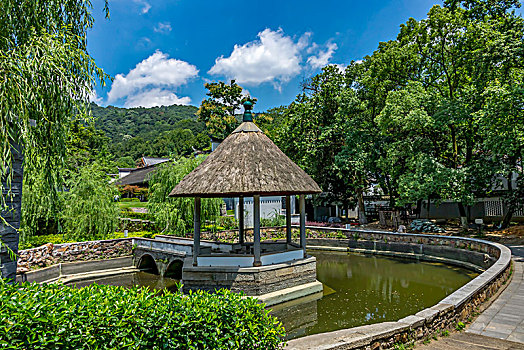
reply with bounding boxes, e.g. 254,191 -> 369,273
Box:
234,196 -> 296,228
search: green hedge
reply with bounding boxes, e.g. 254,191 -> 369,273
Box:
120,198 -> 141,202
0,282 -> 285,349
19,231 -> 158,250
18,234 -> 73,250
119,210 -> 153,220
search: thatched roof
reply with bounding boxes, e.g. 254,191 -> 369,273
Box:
169,121 -> 321,198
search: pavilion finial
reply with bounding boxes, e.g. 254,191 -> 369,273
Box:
242,100 -> 254,122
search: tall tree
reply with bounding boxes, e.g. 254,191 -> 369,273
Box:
479,74 -> 524,227
0,1 -> 108,269
275,66 -> 356,211
377,3 -> 524,224
148,157 -> 221,236
197,80 -> 255,140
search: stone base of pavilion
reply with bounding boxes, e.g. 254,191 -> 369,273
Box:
181,241 -> 322,305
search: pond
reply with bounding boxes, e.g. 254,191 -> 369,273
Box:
71,271 -> 179,291
272,251 -> 477,339
71,251 -> 477,340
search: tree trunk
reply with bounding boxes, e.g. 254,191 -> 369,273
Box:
0,144 -> 23,281
501,206 -> 514,229
426,197 -> 431,220
457,202 -> 468,229
415,199 -> 422,219
501,172 -> 515,229
450,125 -> 458,168
357,190 -> 368,224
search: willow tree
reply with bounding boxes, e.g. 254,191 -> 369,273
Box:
62,164 -> 118,242
148,157 -> 222,236
0,1 -> 108,261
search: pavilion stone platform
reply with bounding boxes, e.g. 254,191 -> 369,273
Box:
182,249 -> 318,297
169,100 -> 323,304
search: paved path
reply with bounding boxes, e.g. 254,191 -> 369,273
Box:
417,332 -> 524,349
466,246 -> 524,343
417,245 -> 524,349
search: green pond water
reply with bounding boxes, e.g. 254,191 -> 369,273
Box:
71,271 -> 179,291
273,251 -> 478,339
72,251 -> 477,340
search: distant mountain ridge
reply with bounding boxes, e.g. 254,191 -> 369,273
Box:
89,103 -> 208,163
90,103 -> 201,141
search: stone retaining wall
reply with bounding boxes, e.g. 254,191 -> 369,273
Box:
17,256 -> 134,284
182,256 -> 318,296
286,227 -> 513,350
17,239 -> 132,273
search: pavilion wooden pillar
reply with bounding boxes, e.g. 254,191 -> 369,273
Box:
299,194 -> 306,256
253,195 -> 261,266
285,195 -> 292,244
239,196 -> 244,245
193,197 -> 201,266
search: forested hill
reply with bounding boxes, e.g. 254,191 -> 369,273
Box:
90,103 -> 200,141
90,103 -> 209,166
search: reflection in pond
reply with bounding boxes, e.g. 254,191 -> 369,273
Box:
271,251 -> 478,340
69,271 -> 179,292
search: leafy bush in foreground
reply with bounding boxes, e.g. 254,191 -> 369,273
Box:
0,282 -> 285,349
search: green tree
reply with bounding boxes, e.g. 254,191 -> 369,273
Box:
62,164 -> 119,242
479,74 -> 524,227
1,0 -> 108,200
375,3 -> 523,223
116,156 -> 136,168
444,0 -> 521,19
1,1 -> 108,254
21,119 -> 115,239
148,157 -> 221,235
197,80 -> 255,140
274,66 -> 360,214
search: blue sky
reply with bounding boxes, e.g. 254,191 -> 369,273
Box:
86,0 -> 473,111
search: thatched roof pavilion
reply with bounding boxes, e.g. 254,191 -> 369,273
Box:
169,100 -> 321,267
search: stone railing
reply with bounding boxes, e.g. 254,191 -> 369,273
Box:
286,227 -> 512,350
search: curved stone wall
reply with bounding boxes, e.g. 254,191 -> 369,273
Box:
286,227 -> 512,349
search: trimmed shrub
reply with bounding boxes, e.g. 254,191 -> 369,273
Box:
18,234 -> 72,250
0,281 -> 285,349
120,197 -> 141,202
119,209 -> 152,221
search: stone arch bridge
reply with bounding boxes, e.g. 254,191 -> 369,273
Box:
133,236 -> 235,280
133,237 -> 193,280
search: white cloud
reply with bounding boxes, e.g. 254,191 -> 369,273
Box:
334,63 -> 347,72
209,28 -> 310,88
133,0 -> 151,14
88,89 -> 103,105
107,50 -> 198,107
124,88 -> 191,108
135,37 -> 152,51
209,28 -> 339,89
154,22 -> 172,34
307,42 -> 338,69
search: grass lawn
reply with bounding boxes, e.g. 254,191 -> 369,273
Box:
118,201 -> 148,209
